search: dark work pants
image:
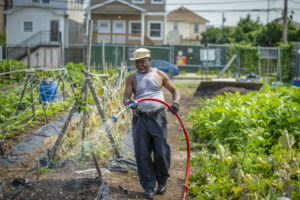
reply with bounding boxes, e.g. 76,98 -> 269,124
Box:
132,110 -> 170,191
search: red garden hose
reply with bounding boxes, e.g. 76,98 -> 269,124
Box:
136,97 -> 190,200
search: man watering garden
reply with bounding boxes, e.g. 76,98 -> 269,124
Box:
123,48 -> 181,199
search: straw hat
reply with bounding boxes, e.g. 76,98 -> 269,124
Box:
130,48 -> 151,60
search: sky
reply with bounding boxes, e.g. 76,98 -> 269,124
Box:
166,0 -> 300,27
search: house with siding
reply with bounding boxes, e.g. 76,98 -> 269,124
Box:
87,0 -> 167,45
0,0 -> 4,32
5,0 -> 85,66
167,6 -> 209,44
0,0 -> 8,32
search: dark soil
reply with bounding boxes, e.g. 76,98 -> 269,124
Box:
5,178 -> 100,200
1,110 -> 69,153
194,81 -> 263,98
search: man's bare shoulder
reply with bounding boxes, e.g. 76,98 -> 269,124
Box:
126,73 -> 136,81
156,69 -> 169,79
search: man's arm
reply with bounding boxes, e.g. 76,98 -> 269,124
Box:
123,74 -> 135,106
158,71 -> 180,103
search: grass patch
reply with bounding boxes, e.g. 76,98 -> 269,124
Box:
40,167 -> 52,174
175,82 -> 199,89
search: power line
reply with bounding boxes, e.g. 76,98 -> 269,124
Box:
166,0 -> 284,5
5,4 -> 284,13
290,0 -> 300,3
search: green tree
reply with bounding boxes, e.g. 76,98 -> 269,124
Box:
232,14 -> 262,44
256,22 -> 282,46
287,21 -> 300,42
201,27 -> 234,44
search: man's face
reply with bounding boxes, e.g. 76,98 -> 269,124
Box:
135,57 -> 151,74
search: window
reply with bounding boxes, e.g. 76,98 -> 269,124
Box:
129,21 -> 141,39
151,0 -> 163,4
100,22 -> 108,28
132,0 -> 145,4
24,22 -> 33,32
42,0 -> 50,3
194,24 -> 199,33
173,22 -> 178,31
148,21 -> 163,40
32,0 -> 39,3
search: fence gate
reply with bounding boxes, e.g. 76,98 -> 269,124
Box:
258,46 -> 281,81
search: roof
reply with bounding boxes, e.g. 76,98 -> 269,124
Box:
5,3 -> 66,15
87,0 -> 146,12
167,6 -> 209,23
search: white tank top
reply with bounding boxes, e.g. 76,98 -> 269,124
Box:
133,69 -> 165,112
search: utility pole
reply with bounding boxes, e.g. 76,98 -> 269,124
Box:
222,12 -> 225,28
267,0 -> 270,23
283,0 -> 288,44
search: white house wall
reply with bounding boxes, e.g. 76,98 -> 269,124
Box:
21,47 -> 60,68
167,21 -> 189,38
6,8 -> 63,45
67,10 -> 85,44
178,22 -> 191,39
188,23 -> 206,38
13,0 -> 68,9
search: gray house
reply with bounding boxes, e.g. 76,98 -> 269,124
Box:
5,0 -> 85,66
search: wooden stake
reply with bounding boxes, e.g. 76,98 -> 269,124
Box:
50,48 -> 53,67
0,140 -> 4,156
30,75 -> 36,120
86,19 -> 93,72
34,78 -> 49,124
91,151 -> 102,179
9,60 -> 12,84
14,74 -> 31,116
81,19 -> 93,157
60,42 -> 65,100
44,48 -> 46,68
105,62 -> 108,74
81,86 -> 88,158
86,77 -> 120,158
102,40 -> 105,74
27,46 -> 35,120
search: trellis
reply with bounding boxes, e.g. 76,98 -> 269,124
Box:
46,21 -> 129,188
0,45 -> 75,125
258,46 -> 282,82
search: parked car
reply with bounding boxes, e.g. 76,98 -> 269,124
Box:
127,60 -> 179,76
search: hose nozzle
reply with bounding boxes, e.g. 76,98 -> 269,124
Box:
111,115 -> 118,122
127,101 -> 138,109
112,101 -> 137,123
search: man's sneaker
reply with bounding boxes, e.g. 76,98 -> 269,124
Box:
156,183 -> 167,195
144,189 -> 154,199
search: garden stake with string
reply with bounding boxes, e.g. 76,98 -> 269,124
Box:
48,20 -> 121,160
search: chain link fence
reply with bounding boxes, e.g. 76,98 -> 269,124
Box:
5,43 -> 291,81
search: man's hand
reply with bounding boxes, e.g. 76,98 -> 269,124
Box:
168,101 -> 179,115
127,100 -> 138,109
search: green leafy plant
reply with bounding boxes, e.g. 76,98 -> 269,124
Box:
188,86 -> 300,199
